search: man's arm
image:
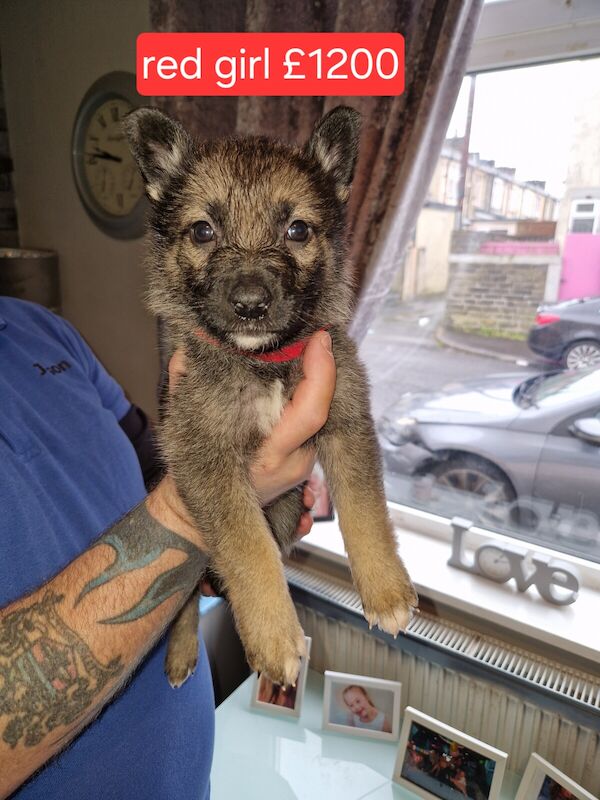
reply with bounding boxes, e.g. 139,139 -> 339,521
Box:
0,330 -> 335,798
0,480 -> 205,799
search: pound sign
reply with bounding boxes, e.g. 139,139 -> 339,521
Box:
283,48 -> 305,79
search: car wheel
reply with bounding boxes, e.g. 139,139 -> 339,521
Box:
430,456 -> 515,528
563,339 -> 600,370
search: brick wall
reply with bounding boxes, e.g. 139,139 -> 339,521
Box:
445,258 -> 548,339
450,230 -> 492,254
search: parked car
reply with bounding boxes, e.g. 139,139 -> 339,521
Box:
378,368 -> 600,555
528,296 -> 600,369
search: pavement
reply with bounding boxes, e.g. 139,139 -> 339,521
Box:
436,325 -> 535,365
360,295 -> 539,420
377,292 -> 540,366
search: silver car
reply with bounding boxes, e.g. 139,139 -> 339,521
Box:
378,368 -> 600,558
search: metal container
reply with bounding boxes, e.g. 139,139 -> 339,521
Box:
0,248 -> 60,312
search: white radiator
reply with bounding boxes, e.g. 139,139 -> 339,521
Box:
294,603 -> 600,796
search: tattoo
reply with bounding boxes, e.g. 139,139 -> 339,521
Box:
0,505 -> 205,750
76,503 -> 207,624
0,593 -> 122,749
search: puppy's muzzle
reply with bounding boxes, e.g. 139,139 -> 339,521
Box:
229,278 -> 272,320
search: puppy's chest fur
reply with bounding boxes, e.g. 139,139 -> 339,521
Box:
184,348 -> 299,448
246,379 -> 286,435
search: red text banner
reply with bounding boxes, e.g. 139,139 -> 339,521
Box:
137,33 -> 404,96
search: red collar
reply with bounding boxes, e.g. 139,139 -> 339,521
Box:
194,328 -> 322,363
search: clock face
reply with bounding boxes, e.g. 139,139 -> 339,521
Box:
72,72 -> 147,239
475,544 -> 512,582
83,98 -> 144,217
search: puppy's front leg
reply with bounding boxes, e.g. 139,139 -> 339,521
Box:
317,409 -> 418,636
176,471 -> 306,686
165,585 -> 201,687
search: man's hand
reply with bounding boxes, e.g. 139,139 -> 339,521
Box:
152,331 -> 336,536
166,330 -> 336,514
159,330 -> 336,595
249,330 -> 336,506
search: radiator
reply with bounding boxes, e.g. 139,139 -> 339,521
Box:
293,598 -> 600,796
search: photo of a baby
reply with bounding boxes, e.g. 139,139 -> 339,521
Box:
337,684 -> 393,733
322,671 -> 401,741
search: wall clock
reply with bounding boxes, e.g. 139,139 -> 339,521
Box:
71,71 -> 147,239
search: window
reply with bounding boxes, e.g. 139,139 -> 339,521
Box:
360,54 -> 600,577
569,199 -> 600,234
490,177 -> 504,212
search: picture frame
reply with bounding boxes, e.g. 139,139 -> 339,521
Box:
322,670 -> 402,742
393,707 -> 507,800
250,636 -> 312,719
309,464 -> 335,522
515,752 -> 597,800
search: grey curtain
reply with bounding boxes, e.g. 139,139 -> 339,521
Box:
150,0 -> 483,342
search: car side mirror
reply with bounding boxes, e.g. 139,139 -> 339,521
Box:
569,417 -> 600,445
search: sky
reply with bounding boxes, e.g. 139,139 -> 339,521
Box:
446,57 -> 600,199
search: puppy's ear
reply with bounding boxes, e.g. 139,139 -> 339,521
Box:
123,107 -> 193,202
305,106 -> 361,202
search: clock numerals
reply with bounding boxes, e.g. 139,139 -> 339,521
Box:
81,97 -> 144,218
73,74 -> 146,238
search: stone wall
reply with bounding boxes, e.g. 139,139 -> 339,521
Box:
445,256 -> 549,339
444,228 -> 561,339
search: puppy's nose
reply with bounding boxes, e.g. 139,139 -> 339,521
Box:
229,280 -> 272,320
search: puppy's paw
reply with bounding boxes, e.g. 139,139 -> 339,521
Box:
359,558 -> 418,638
244,609 -> 306,687
165,636 -> 199,688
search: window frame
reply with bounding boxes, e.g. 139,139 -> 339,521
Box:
297,504 -> 600,664
298,0 -> 600,663
469,0 -> 600,74
568,199 -> 600,234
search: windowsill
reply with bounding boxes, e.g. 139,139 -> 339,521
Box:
298,515 -> 600,668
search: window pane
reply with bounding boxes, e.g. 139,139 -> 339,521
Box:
571,218 -> 594,233
364,57 -> 600,565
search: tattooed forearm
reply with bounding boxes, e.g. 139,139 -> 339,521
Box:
0,490 -> 208,795
0,592 -> 123,749
76,504 -> 206,624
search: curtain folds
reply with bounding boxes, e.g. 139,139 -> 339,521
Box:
150,0 -> 483,342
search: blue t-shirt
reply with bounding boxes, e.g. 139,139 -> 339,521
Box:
0,298 -> 214,799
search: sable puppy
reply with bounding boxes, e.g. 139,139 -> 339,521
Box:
124,106 -> 418,688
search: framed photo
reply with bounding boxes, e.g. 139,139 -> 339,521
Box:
322,671 -> 402,742
393,707 -> 507,800
250,636 -> 311,719
515,753 -> 597,800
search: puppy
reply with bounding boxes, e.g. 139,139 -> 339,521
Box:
124,106 -> 418,687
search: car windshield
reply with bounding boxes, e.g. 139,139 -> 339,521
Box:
513,367 -> 599,408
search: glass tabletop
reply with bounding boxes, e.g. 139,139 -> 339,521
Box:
212,669 -> 522,799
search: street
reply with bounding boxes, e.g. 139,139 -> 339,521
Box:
359,296 -> 541,419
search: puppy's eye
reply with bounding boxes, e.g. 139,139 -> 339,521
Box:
190,221 -> 215,244
286,220 -> 310,243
